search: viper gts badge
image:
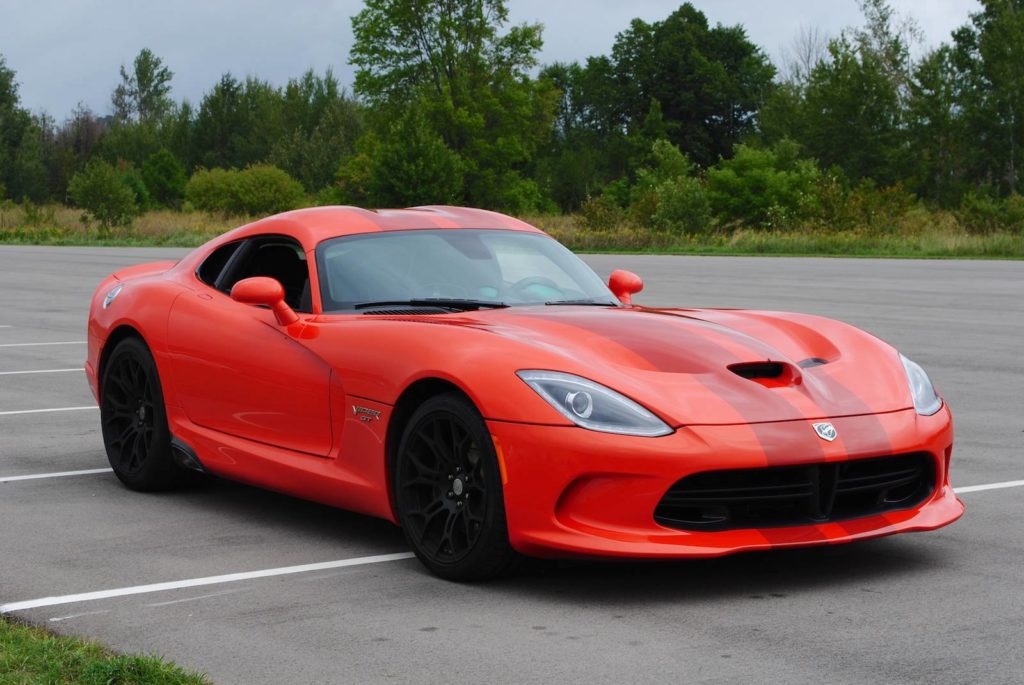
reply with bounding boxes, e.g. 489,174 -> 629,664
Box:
352,405 -> 381,422
813,422 -> 838,441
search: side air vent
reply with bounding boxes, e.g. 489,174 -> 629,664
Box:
361,307 -> 453,316
729,361 -> 786,379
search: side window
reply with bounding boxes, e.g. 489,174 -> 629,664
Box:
220,237 -> 312,313
196,241 -> 242,287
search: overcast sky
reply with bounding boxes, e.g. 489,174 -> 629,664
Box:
1,0 -> 980,120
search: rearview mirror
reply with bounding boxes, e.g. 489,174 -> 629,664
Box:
230,277 -> 299,326
608,270 -> 643,305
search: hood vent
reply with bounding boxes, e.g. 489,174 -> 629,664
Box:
362,307 -> 453,316
798,357 -> 829,369
729,361 -> 785,380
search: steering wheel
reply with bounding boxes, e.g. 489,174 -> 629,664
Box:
508,276 -> 562,299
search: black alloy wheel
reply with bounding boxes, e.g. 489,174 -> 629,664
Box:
100,336 -> 181,491
394,393 -> 517,581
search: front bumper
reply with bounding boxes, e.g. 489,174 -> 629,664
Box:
488,405 -> 962,559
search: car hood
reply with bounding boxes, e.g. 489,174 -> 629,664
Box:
468,306 -> 912,426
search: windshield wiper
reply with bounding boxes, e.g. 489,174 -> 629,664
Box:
545,299 -> 619,306
353,298 -> 509,311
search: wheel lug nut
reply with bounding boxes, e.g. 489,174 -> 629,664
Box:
457,501 -> 464,508
447,491 -> 454,498
455,466 -> 461,473
448,474 -> 454,481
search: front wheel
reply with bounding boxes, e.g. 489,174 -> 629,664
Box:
99,336 -> 182,491
393,393 -> 518,581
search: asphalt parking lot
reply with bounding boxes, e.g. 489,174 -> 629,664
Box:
1,245 -> 1022,684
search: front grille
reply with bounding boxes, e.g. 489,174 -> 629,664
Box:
654,453 -> 935,531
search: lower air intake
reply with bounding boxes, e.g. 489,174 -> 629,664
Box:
654,453 -> 935,531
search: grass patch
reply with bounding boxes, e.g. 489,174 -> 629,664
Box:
527,213 -> 1024,259
0,204 -> 1021,258
0,616 -> 210,684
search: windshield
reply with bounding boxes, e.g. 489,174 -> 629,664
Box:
316,229 -> 617,311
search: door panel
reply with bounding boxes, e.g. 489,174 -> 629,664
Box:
167,291 -> 333,456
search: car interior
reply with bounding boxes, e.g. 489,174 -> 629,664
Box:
202,236 -> 312,313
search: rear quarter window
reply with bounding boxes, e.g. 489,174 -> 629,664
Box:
196,241 -> 242,286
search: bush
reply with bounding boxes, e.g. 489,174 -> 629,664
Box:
185,165 -> 305,216
815,174 -> 917,233
958,191 -> 1024,235
234,165 -> 306,215
622,140 -> 710,232
579,195 -> 625,230
706,140 -> 821,228
651,175 -> 712,234
142,149 -> 187,208
68,160 -> 139,228
119,164 -> 150,210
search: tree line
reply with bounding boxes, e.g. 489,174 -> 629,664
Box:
1,0 -> 1023,235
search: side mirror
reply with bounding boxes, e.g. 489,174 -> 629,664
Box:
231,277 -> 299,326
608,269 -> 644,305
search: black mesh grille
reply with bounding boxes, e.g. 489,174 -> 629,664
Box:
654,453 -> 935,531
361,307 -> 453,316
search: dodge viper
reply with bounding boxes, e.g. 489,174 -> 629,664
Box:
86,206 -> 963,580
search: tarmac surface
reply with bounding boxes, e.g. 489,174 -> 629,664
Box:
0,245 -> 1021,684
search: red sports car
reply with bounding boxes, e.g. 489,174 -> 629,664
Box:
86,206 -> 963,580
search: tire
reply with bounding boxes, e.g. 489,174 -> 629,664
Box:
393,393 -> 518,581
99,336 -> 182,491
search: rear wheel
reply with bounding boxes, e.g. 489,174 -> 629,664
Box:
393,393 -> 517,581
100,336 -> 181,491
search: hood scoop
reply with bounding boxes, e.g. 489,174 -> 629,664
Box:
728,361 -> 801,388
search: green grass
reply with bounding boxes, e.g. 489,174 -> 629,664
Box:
0,205 -> 1021,258
0,616 -> 210,685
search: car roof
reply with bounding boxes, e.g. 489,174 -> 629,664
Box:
221,205 -> 546,249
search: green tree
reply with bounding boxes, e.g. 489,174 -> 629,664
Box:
907,46 -> 965,206
112,49 -> 174,124
952,0 -> 1024,194
47,104 -> 105,201
269,71 -> 364,191
0,55 -> 45,201
761,1 -> 917,186
349,0 -> 557,210
142,148 -> 187,207
193,75 -> 284,169
367,108 -> 464,206
602,4 -> 776,167
68,159 -> 139,228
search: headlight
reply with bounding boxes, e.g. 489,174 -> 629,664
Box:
900,353 -> 942,416
102,284 -> 123,309
516,370 -> 672,437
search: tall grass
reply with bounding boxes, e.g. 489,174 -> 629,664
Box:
526,212 -> 1024,258
0,203 -> 1021,257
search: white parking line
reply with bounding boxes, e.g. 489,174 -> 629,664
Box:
0,368 -> 82,376
0,479 -> 1018,615
0,325 -> 12,328
0,341 -> 86,347
48,609 -> 110,623
146,587 -> 250,607
0,468 -> 112,483
0,552 -> 416,613
954,479 -> 1024,494
0,406 -> 97,416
